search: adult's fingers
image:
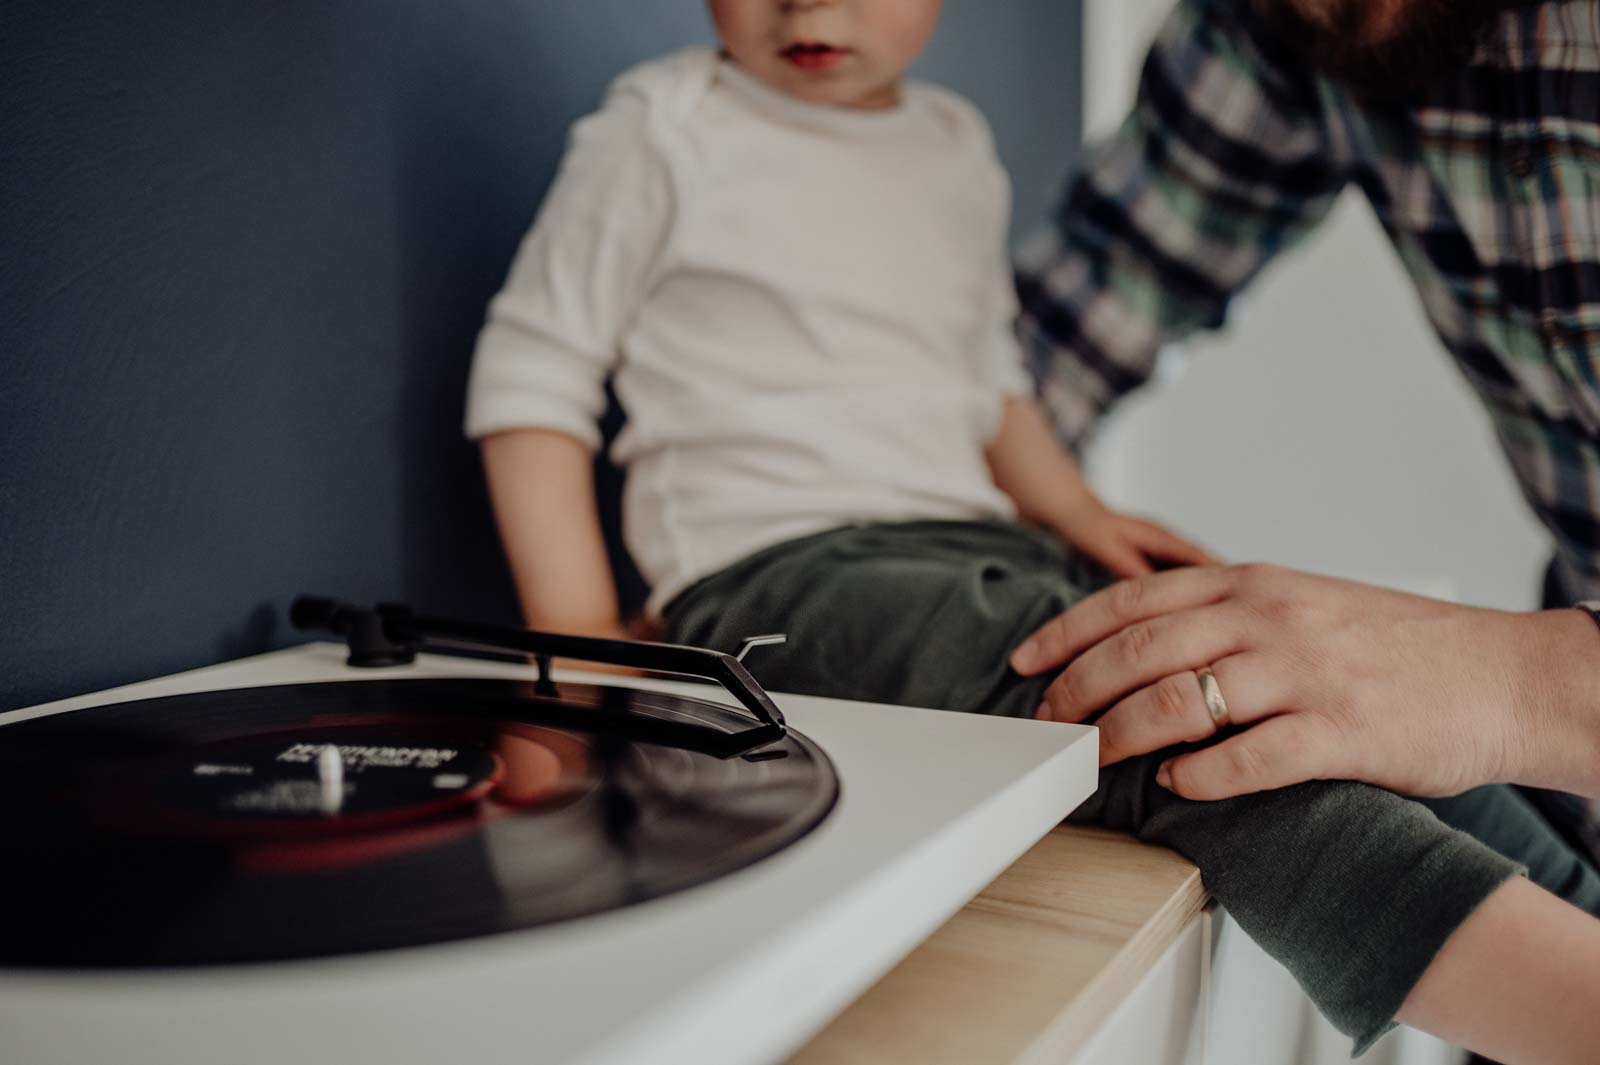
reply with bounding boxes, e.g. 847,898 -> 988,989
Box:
1036,603 -> 1252,724
1090,653 -> 1286,765
1156,714 -> 1336,800
1011,566 -> 1235,676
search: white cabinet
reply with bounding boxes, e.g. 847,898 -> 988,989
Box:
1068,910 -> 1210,1065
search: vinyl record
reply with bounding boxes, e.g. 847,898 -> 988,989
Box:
0,677 -> 838,967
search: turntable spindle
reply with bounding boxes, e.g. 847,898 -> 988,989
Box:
318,744 -> 344,816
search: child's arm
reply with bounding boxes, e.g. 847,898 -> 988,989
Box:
481,428 -> 627,639
986,396 -> 1215,576
464,80 -> 675,654
1399,874 -> 1600,1065
961,122 -> 1211,577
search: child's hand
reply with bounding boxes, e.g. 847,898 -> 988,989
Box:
984,399 -> 1217,577
1051,499 -> 1217,578
624,614 -> 663,642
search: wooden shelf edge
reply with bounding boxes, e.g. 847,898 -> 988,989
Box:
789,825 -> 1207,1065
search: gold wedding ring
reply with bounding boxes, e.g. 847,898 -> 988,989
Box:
1196,667 -> 1232,730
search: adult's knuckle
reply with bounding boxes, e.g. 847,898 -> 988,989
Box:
1224,741 -> 1268,786
1154,675 -> 1193,724
1263,595 -> 1309,629
1097,714 -> 1125,753
1109,578 -> 1145,620
1230,562 -> 1277,593
1286,644 -> 1333,688
1121,619 -> 1156,663
1057,668 -> 1091,713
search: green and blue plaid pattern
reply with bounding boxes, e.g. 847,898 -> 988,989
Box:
1024,0 -> 1600,598
1017,0 -> 1600,854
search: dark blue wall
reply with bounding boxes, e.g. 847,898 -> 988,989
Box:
0,1 -> 1081,712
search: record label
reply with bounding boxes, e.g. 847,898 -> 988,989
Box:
170,733 -> 502,827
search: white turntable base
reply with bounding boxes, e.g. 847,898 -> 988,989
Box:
0,642 -> 1097,1065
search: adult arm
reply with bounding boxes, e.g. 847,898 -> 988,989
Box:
1017,0 -> 1350,449
1011,0 -> 1600,796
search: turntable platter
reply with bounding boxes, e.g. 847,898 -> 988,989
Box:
0,678 -> 838,967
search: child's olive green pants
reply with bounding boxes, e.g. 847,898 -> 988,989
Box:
662,520 -> 1600,1054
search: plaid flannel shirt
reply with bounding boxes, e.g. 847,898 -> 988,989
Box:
1017,0 -> 1600,854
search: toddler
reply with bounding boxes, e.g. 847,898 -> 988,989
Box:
465,0 -> 1600,1053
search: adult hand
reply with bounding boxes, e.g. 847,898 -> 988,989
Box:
1010,563 -> 1600,800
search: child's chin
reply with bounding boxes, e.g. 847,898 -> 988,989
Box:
785,78 -> 879,110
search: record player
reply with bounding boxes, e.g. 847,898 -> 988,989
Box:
0,598 -> 1097,1065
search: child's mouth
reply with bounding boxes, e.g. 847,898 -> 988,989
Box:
780,41 -> 851,71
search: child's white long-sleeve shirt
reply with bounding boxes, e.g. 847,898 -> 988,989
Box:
465,48 -> 1031,615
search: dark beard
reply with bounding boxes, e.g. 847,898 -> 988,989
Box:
1250,0 -> 1515,102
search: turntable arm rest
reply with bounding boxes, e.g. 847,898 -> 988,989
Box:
788,826 -> 1209,1065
